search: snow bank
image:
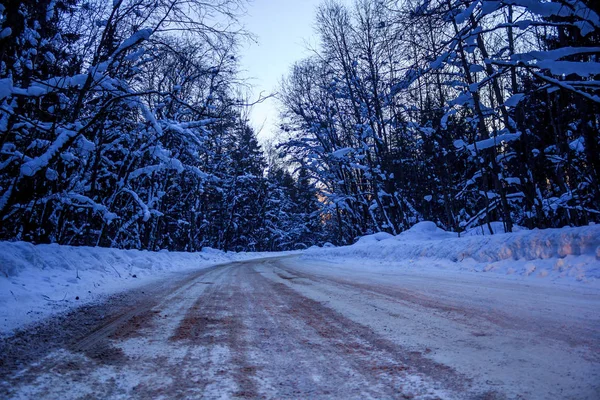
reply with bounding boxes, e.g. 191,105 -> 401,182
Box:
0,242 -> 268,336
306,223 -> 600,284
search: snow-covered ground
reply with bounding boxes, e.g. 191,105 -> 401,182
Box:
0,242 -> 278,336
2,223 -> 599,337
1,225 -> 599,398
3,255 -> 598,399
306,222 -> 600,286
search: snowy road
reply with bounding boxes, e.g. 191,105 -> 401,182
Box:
1,256 -> 599,399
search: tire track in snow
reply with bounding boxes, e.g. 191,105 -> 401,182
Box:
271,259 -> 600,399
276,262 -> 600,350
234,259 -> 463,399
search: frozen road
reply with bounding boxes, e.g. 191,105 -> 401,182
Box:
1,256 -> 599,399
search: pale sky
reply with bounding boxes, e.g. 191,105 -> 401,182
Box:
239,0 -> 329,143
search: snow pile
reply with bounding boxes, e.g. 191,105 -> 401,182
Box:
0,242 -> 266,336
400,221 -> 456,240
307,222 -> 600,284
356,231 -> 396,243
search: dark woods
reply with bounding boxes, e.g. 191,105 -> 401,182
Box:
0,0 -> 321,251
0,0 -> 598,251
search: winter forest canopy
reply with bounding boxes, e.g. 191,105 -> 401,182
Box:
0,0 -> 598,252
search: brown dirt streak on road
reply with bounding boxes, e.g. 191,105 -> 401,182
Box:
0,262 -> 228,394
70,263 -> 237,360
236,261 -> 399,399
251,260 -> 471,398
130,264 -> 239,399
170,263 -> 260,398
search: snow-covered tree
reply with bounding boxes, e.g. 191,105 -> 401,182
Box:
278,0 -> 599,242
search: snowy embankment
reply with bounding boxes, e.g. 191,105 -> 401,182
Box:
2,224 -> 598,336
0,242 -> 270,336
305,222 -> 600,285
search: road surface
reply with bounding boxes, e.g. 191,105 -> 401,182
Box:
1,256 -> 599,399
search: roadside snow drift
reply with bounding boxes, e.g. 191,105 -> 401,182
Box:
306,222 -> 600,284
0,242 -> 265,336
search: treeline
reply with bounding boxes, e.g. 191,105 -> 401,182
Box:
279,0 -> 600,244
0,0 -> 323,251
1,0 -> 598,252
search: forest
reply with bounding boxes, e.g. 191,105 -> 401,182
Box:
0,0 -> 598,251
